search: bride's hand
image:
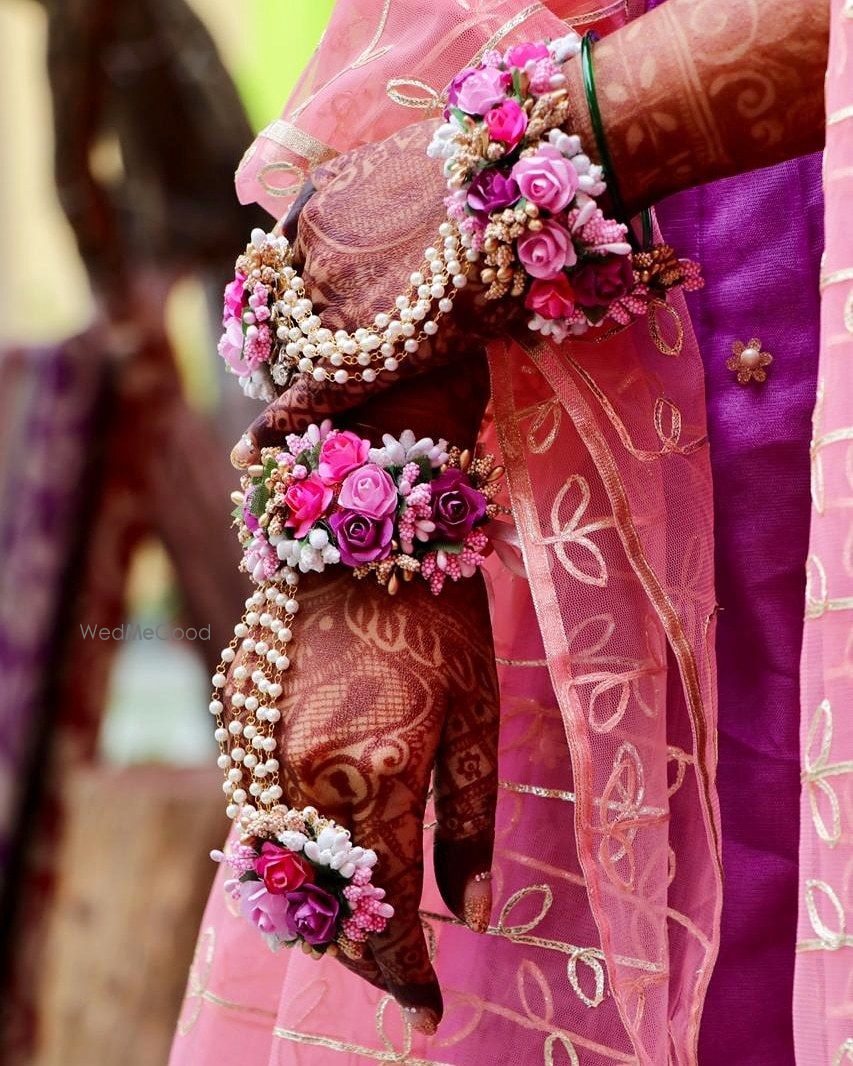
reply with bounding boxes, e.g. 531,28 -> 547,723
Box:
225,570 -> 499,1034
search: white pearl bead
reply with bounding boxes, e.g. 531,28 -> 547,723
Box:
447,259 -> 461,274
243,724 -> 257,739
430,259 -> 444,275
266,648 -> 278,663
249,783 -> 262,797
231,692 -> 245,708
266,707 -> 281,723
227,768 -> 243,782
466,249 -> 479,262
297,357 -> 314,373
263,737 -> 277,752
228,721 -> 242,735
430,283 -> 445,299
221,648 -> 235,662
363,367 -> 377,382
252,738 -> 265,751
404,339 -> 419,353
255,641 -> 269,655
231,747 -> 245,761
417,284 -> 431,299
740,346 -> 761,367
284,599 -> 299,614
226,803 -> 239,818
279,627 -> 292,642
380,342 -> 394,357
439,222 -> 452,236
424,320 -> 438,335
424,247 -> 437,259
334,369 -> 349,384
313,367 -> 327,381
438,298 -> 453,313
260,790 -> 272,805
268,785 -> 283,800
232,789 -> 247,804
209,700 -> 223,715
245,696 -> 259,712
214,727 -> 228,742
374,312 -> 390,329
329,352 -> 344,366
401,322 -> 415,337
212,673 -> 226,688
222,780 -> 235,794
245,612 -> 258,627
242,638 -> 256,652
244,754 -> 258,769
252,591 -> 265,605
234,665 -> 248,680
251,669 -> 265,684
217,754 -> 230,769
275,656 -> 289,671
384,357 -> 399,372
452,274 -> 467,288
395,294 -> 408,310
266,758 -> 280,772
268,682 -> 283,698
410,271 -> 424,286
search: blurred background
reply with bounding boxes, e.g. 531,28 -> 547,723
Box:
0,1 -> 332,1061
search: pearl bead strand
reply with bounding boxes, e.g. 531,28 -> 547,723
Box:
210,576 -> 300,825
251,220 -> 476,390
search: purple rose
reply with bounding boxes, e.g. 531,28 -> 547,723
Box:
284,883 -> 340,946
467,168 -> 520,216
448,66 -> 511,116
430,468 -> 487,542
516,219 -> 576,279
238,879 -> 294,939
571,254 -> 635,308
329,509 -> 394,566
512,147 -> 579,214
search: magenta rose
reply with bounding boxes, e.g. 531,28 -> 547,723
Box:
283,883 -> 340,946
318,431 -> 370,484
222,273 -> 246,326
238,880 -> 293,938
525,275 -> 576,320
504,41 -> 550,68
516,219 -> 576,279
449,65 -> 510,116
329,509 -> 394,566
255,843 -> 315,895
430,468 -> 487,543
284,473 -> 333,538
571,255 -> 635,308
483,99 -> 528,147
338,463 -> 397,519
467,168 -> 520,216
512,147 -> 579,214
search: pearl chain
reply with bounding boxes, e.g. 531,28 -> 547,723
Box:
253,219 -> 476,390
209,573 -> 301,823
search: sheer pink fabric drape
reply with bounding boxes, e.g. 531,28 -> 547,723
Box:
174,3 -> 723,1063
793,2 -> 853,1061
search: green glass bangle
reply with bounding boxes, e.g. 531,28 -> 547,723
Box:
580,32 -> 653,251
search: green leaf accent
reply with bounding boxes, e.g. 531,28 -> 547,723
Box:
429,540 -> 464,555
231,503 -> 244,523
511,69 -> 524,99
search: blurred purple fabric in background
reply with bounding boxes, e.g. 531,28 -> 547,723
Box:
658,155 -> 823,1064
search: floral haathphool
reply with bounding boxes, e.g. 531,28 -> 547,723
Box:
234,421 -> 505,596
213,805 -> 394,958
428,32 -> 703,341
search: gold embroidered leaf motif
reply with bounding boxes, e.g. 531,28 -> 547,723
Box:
516,959 -> 555,1025
548,475 -> 614,588
566,948 -> 606,1008
527,396 -> 562,454
544,1032 -> 581,1066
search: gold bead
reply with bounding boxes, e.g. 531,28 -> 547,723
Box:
527,218 -> 543,232
247,465 -> 264,478
480,267 -> 496,284
230,490 -> 244,505
524,202 -> 539,218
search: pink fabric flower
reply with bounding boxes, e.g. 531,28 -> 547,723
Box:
222,273 -> 245,326
238,880 -> 294,938
504,41 -> 550,68
516,219 -> 576,279
284,473 -> 333,538
318,431 -> 370,484
338,464 -> 398,519
217,318 -> 246,374
512,147 -> 579,214
255,843 -> 315,895
483,99 -> 528,147
329,510 -> 394,567
525,275 -> 577,320
244,535 -> 279,583
449,65 -> 511,115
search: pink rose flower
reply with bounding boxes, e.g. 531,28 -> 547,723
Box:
318,431 -> 371,484
255,843 -> 315,895
512,147 -> 579,214
483,99 -> 528,147
504,41 -> 550,69
217,317 -> 246,374
238,880 -> 294,938
338,464 -> 398,519
284,473 -> 333,538
450,66 -> 511,116
525,275 -> 577,320
222,273 -> 245,326
516,219 -> 576,279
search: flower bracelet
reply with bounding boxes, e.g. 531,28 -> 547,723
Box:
218,30 -> 701,401
209,424 -> 505,955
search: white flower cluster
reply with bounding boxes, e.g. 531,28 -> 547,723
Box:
296,815 -> 378,881
271,529 -> 341,574
368,430 -> 449,469
547,31 -> 582,65
545,128 -> 606,197
238,367 -> 276,402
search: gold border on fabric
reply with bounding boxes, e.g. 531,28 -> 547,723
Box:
257,120 -> 337,165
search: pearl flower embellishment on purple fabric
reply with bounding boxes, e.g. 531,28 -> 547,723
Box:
727,337 -> 773,384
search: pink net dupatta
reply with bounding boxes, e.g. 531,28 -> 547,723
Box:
487,282 -> 721,1063
235,0 -> 633,219
793,2 -> 853,1061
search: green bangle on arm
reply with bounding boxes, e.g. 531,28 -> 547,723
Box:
580,32 -> 653,251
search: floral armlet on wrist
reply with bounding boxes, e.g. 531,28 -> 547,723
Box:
209,424 -> 505,956
218,30 -> 701,400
